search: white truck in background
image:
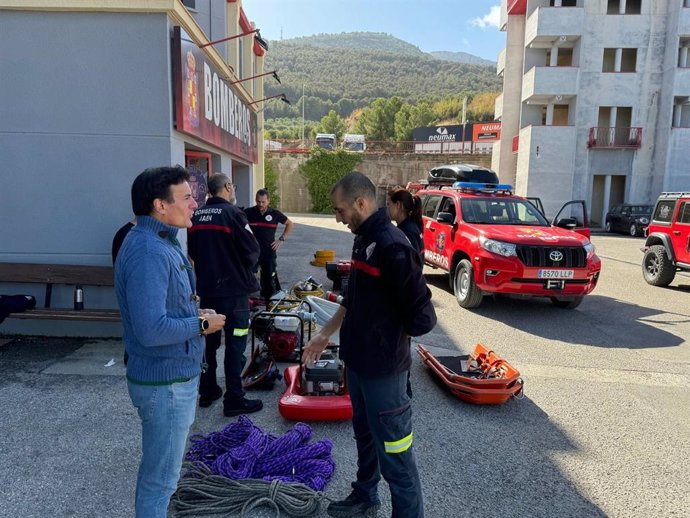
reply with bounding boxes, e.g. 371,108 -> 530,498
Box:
315,133 -> 337,150
342,134 -> 366,152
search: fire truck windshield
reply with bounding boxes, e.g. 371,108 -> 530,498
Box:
461,198 -> 549,225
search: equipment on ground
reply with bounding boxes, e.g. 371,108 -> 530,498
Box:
278,295 -> 352,421
325,260 -> 351,291
279,345 -> 352,422
291,276 -> 324,299
417,343 -> 523,405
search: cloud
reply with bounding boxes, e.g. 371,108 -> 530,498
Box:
471,5 -> 501,29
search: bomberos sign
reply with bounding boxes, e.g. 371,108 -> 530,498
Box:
173,27 -> 257,163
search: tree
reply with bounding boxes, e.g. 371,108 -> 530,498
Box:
314,110 -> 347,139
359,97 -> 403,141
467,91 -> 499,122
394,103 -> 414,141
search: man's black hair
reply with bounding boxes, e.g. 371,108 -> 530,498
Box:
331,171 -> 376,203
131,165 -> 190,216
256,188 -> 270,198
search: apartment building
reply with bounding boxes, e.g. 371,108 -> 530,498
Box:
492,0 -> 690,225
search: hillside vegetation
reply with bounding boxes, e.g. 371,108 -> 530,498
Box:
262,32 -> 501,124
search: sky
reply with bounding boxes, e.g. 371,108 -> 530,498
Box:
245,0 -> 505,62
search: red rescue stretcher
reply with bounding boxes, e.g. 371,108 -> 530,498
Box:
416,343 -> 523,405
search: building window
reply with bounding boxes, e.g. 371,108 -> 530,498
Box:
672,99 -> 690,128
621,49 -> 637,72
607,0 -> 641,14
679,39 -> 690,68
182,0 -> 196,10
550,0 -> 578,6
602,48 -> 637,72
547,48 -> 573,66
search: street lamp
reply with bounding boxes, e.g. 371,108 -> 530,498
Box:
249,93 -> 291,106
199,28 -> 268,51
230,70 -> 281,85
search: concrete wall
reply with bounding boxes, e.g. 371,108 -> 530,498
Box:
187,0 -> 228,60
267,153 -> 493,213
0,11 -> 173,267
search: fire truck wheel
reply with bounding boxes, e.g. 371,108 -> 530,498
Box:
453,259 -> 483,308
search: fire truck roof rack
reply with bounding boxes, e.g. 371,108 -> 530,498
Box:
440,182 -> 514,194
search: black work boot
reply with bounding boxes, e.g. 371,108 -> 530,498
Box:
223,397 -> 263,417
327,492 -> 380,517
198,385 -> 223,408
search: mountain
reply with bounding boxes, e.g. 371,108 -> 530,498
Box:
282,32 -> 426,56
262,32 -> 501,122
429,51 -> 496,67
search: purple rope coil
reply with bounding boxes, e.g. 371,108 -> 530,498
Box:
185,416 -> 335,491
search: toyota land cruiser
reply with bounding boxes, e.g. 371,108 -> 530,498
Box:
417,182 -> 601,309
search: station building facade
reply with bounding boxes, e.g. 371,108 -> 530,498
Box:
0,0 -> 269,335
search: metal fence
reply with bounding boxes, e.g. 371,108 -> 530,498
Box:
264,139 -> 494,155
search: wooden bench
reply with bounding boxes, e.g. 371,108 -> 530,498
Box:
0,263 -> 121,322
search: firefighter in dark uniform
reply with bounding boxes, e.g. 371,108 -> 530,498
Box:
243,188 -> 294,304
188,173 -> 263,417
303,171 -> 436,518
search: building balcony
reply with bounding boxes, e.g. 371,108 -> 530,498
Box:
525,6 -> 584,48
675,67 -> 690,97
497,48 -> 506,76
587,127 -> 642,149
495,93 -> 504,119
512,134 -> 519,153
521,66 -> 579,103
680,6 -> 690,37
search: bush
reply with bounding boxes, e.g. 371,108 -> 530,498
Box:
264,161 -> 280,208
299,149 -> 363,213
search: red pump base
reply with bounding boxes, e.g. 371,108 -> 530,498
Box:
278,365 -> 353,422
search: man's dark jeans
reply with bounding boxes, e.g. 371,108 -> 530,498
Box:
199,294 -> 250,404
258,255 -> 281,301
347,369 -> 424,518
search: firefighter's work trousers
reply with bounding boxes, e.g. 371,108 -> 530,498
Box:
199,294 -> 250,404
347,368 -> 424,518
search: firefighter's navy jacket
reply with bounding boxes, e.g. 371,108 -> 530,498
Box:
188,197 -> 260,297
340,207 -> 437,377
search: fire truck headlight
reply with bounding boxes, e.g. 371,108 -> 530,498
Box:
480,236 -> 517,257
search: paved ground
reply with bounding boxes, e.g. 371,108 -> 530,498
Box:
1,216 -> 688,518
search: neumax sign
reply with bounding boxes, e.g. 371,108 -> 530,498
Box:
412,125 -> 472,142
173,28 -> 257,163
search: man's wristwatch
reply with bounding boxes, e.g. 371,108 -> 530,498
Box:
198,316 -> 210,336
278,235 -> 285,242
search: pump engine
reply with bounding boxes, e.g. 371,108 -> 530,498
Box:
251,307 -> 314,362
301,348 -> 346,396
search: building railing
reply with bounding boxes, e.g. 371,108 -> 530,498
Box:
587,127 -> 642,148
264,140 -> 495,155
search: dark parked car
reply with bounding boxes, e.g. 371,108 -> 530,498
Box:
605,204 -> 653,237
